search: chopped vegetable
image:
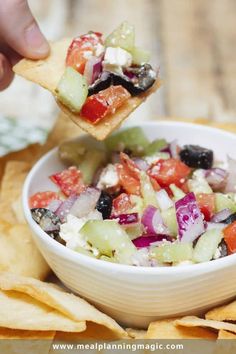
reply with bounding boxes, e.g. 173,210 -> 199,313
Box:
78,149 -> 106,184
193,229 -> 223,262
175,192 -> 205,243
112,193 -> 134,215
151,243 -> 193,263
131,46 -> 151,65
224,157 -> 236,193
221,212 -> 236,225
170,184 -> 185,201
29,191 -> 58,209
196,193 -> 215,222
141,206 -> 169,235
161,208 -> 178,236
133,234 -> 172,248
50,167 -> 86,197
144,139 -> 168,156
211,209 -> 232,223
140,171 -> 158,208
156,189 -> 173,211
205,168 -> 228,191
56,67 -> 88,113
110,213 -> 139,226
215,193 -> 236,213
81,85 -> 130,124
70,187 -> 101,218
117,153 -> 141,196
55,195 -> 78,222
223,221 -> 236,253
105,21 -> 135,52
80,220 -> 136,264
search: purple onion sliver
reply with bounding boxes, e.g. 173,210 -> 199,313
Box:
55,194 -> 78,222
110,213 -> 139,225
170,140 -> 178,158
47,199 -> 62,213
205,168 -> 228,191
211,209 -> 232,223
132,158 -> 149,171
224,156 -> 236,193
141,205 -> 169,235
132,234 -> 172,248
206,222 -> 227,231
70,187 -> 101,218
175,192 -> 205,243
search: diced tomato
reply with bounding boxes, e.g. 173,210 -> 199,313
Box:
112,193 -> 134,215
196,193 -> 215,221
148,158 -> 191,189
181,181 -> 190,194
29,191 -> 58,209
50,167 -> 86,197
150,177 -> 161,191
223,221 -> 236,254
81,86 -> 131,124
66,32 -> 103,74
116,152 -> 141,196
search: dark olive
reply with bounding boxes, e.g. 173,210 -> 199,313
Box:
96,191 -> 113,219
179,145 -> 213,169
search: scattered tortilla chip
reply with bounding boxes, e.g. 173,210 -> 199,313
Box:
0,272 -> 127,339
13,39 -> 162,140
175,316 -> 236,334
0,161 -> 30,224
126,328 -> 147,339
146,318 -> 216,339
218,330 -> 236,339
0,222 -> 50,280
0,289 -> 85,332
206,300 -> 236,321
0,327 -> 55,339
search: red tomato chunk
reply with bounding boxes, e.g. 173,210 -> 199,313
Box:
196,193 -> 215,221
223,221 -> 236,254
81,85 -> 131,124
50,167 -> 85,197
29,191 -> 58,208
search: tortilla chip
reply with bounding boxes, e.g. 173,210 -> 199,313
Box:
175,316 -> 236,334
0,289 -> 85,332
0,327 -> 55,339
218,329 -> 236,339
13,39 -> 162,140
0,161 -> 30,224
146,318 -> 216,339
0,222 -> 49,280
0,272 -> 127,339
126,328 -> 147,339
206,300 -> 236,321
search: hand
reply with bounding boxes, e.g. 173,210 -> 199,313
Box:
0,0 -> 50,90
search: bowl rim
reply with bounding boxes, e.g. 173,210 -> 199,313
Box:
23,120 -> 236,275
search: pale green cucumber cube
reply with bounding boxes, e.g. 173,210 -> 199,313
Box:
131,46 -> 151,65
105,127 -> 149,155
56,67 -> 88,113
215,193 -> 236,213
193,229 -> 223,263
170,184 -> 186,201
80,220 -> 136,264
105,21 -> 135,52
144,139 -> 168,156
79,149 -> 106,184
161,208 -> 178,236
151,243 -> 193,263
140,171 -> 158,208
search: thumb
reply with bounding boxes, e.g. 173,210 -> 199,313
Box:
0,0 -> 50,59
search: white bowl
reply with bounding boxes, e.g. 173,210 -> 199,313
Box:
23,121 -> 236,328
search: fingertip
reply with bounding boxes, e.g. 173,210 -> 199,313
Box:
24,23 -> 50,59
0,54 -> 14,91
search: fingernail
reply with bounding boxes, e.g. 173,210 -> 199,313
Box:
25,23 -> 50,56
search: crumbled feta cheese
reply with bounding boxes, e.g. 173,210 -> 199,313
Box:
132,248 -> 152,267
97,164 -> 119,189
104,47 -> 132,67
95,43 -> 105,57
60,211 -> 102,253
145,153 -> 170,165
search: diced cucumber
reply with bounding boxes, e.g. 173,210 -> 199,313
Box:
140,171 -> 158,208
161,208 -> 178,236
75,246 -> 97,258
56,67 -> 88,113
188,177 -> 212,194
80,220 -> 136,264
131,46 -> 151,65
105,127 -> 149,155
215,193 -> 236,213
78,149 -> 106,184
58,141 -> 87,166
144,139 -> 168,156
125,224 -> 144,240
105,21 -> 135,52
170,184 -> 186,201
151,242 -> 193,263
193,229 -> 223,263
129,195 -> 144,215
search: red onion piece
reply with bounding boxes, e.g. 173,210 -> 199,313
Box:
132,158 -> 148,171
224,156 -> 236,193
55,195 -> 78,222
205,168 -> 228,191
132,234 -> 172,248
84,56 -> 102,85
47,199 -> 62,213
206,222 -> 227,231
211,208 -> 232,223
110,213 -> 139,226
156,189 -> 173,211
141,206 -> 169,235
175,192 -> 205,243
70,187 -> 101,218
161,140 -> 178,158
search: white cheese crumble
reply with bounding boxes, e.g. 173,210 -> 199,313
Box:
97,164 -> 119,189
95,43 -> 105,57
60,211 -> 102,254
103,47 -> 132,74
